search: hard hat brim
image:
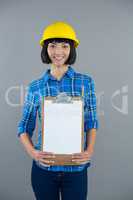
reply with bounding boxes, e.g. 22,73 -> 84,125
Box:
39,37 -> 79,48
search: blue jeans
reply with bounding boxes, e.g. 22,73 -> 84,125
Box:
31,161 -> 88,200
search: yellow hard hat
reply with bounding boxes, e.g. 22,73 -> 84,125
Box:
39,21 -> 79,48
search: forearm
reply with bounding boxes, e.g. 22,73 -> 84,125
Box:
19,133 -> 35,156
86,128 -> 96,152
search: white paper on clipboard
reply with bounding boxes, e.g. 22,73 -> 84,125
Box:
42,97 -> 83,154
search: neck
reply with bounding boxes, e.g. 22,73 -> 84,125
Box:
50,64 -> 69,80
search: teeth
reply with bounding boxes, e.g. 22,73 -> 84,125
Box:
54,56 -> 64,59
55,57 -> 63,59
54,58 -> 64,61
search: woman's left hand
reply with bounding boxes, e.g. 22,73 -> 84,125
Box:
71,148 -> 93,165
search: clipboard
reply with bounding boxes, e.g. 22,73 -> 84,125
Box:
41,89 -> 84,166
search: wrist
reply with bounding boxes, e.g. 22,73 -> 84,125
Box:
86,146 -> 94,154
27,146 -> 35,157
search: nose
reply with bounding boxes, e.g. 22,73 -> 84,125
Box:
54,45 -> 64,54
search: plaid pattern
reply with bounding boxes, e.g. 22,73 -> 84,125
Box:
17,66 -> 98,172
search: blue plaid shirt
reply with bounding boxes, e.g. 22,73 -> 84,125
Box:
17,66 -> 98,172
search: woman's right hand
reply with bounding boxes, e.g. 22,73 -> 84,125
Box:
19,133 -> 55,166
28,148 -> 56,165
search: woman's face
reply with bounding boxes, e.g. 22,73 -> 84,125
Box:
47,42 -> 70,67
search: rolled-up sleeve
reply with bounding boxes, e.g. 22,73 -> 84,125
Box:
84,77 -> 99,132
17,84 -> 38,138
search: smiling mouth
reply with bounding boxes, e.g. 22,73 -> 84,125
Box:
53,57 -> 65,61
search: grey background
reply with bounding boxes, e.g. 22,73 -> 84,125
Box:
0,0 -> 132,199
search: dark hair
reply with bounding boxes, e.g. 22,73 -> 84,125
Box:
41,38 -> 76,65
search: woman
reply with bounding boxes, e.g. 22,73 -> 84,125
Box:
17,21 -> 98,200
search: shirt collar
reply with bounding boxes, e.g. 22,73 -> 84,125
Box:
42,66 -> 75,84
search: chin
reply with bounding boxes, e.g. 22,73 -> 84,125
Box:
53,62 -> 66,66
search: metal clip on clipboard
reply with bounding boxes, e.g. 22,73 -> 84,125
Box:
52,92 -> 73,104
52,85 -> 84,104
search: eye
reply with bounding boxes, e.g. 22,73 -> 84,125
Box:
62,44 -> 69,48
49,43 -> 56,48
